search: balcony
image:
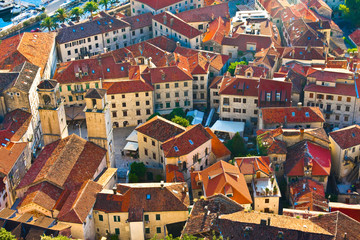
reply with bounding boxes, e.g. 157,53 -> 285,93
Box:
322,108 -> 333,114
71,89 -> 87,94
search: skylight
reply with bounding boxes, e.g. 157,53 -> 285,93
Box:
189,140 -> 194,145
107,68 -> 110,72
110,19 -> 114,23
92,70 -> 95,74
97,21 -> 100,25
146,194 -> 151,200
174,146 -> 179,152
81,27 -> 84,30
121,67 -> 124,71
291,112 -> 295,117
305,112 -> 310,117
72,29 -> 76,32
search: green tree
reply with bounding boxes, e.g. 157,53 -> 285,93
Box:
340,0 -> 360,27
129,162 -> 146,181
225,132 -> 247,157
171,115 -> 190,127
0,228 -> 16,240
55,8 -> 67,23
84,1 -> 99,17
227,61 -> 248,76
41,17 -> 57,32
167,108 -> 186,119
99,0 -> 110,10
41,235 -> 71,240
70,7 -> 84,22
128,173 -> 139,183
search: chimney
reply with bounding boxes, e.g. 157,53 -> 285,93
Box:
112,186 -> 117,194
300,128 -> 304,135
176,41 -> 181,47
297,102 -> 302,109
160,180 -> 164,189
148,57 -> 152,67
170,18 -> 174,27
163,14 -> 167,25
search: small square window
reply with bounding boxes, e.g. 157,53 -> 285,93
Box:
156,214 -> 160,220
146,194 -> 151,200
156,227 -> 161,233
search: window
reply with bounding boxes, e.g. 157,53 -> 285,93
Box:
152,140 -> 155,146
115,228 -> 120,235
243,99 -> 246,103
122,94 -> 125,98
175,83 -> 179,88
122,102 -> 126,107
99,215 -> 103,221
166,102 -> 171,108
136,101 -> 140,106
326,95 -> 334,100
67,50 -> 71,56
145,228 -> 150,234
347,97 -> 351,102
234,98 -> 241,103
266,93 -> 271,101
156,227 -> 161,233
157,94 -> 161,99
112,111 -> 117,117
184,91 -> 188,97
112,103 -> 116,108
265,199 -> 269,203
135,93 -> 139,97
144,214 -> 149,221
254,110 -> 258,114
144,148 -> 148,156
153,152 -> 156,159
136,110 -> 141,116
223,97 -> 230,105
166,93 -> 170,98
95,83 -> 99,88
113,216 -> 120,222
346,106 -> 350,111
338,96 -> 342,101
337,105 -> 341,111
123,110 -> 127,116
68,96 -> 73,102
344,116 -> 349,121
146,100 -> 150,105
59,86 -> 62,92
156,84 -> 160,89
86,83 -> 90,89
184,82 -> 188,87
143,137 -> 147,142
156,214 -> 160,220
166,84 -> 170,88
67,85 -> 71,91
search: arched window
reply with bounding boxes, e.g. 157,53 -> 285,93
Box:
43,95 -> 51,105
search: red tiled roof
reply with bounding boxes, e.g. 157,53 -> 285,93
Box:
103,80 -> 153,94
193,161 -> 252,205
304,83 -> 356,97
306,68 -> 353,83
329,125 -> 360,149
162,124 -> 212,158
222,34 -> 273,52
235,156 -> 272,176
219,77 -> 259,97
136,116 -> 185,142
122,12 -> 153,30
0,109 -> 31,146
0,142 -> 28,175
176,3 -> 229,23
278,47 -> 325,61
285,141 -> 331,176
143,65 -> 193,84
203,17 -> 230,45
53,55 -> 130,84
258,78 -> 292,107
57,180 -> 102,224
349,29 -> 360,46
153,12 -> 202,39
261,106 -> 325,124
166,164 -> 185,182
93,182 -> 190,213
135,0 -> 184,10
0,32 -> 56,77
205,127 -> 231,159
235,65 -> 268,78
289,178 -> 328,212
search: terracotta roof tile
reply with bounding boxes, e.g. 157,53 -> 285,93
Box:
153,12 -> 202,39
219,77 -> 259,97
0,32 -> 56,77
258,78 -> 292,108
304,83 -> 356,97
222,34 -> 273,52
0,109 -> 31,145
285,141 -> 331,176
235,156 -> 272,176
203,17 -> 231,45
122,12 -> 153,30
103,80 -> 153,94
162,124 -> 212,158
193,161 -> 252,205
329,125 -> 360,149
176,3 -> 229,23
310,211 -> 360,240
261,106 -> 325,125
135,0 -> 184,10
349,29 -> 360,46
0,142 -> 28,175
165,164 -> 185,182
205,127 -> 231,159
135,116 -> 185,142
93,182 -> 190,213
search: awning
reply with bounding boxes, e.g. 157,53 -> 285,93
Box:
124,142 -> 138,152
126,129 -> 138,142
210,120 -> 245,134
186,110 -> 204,125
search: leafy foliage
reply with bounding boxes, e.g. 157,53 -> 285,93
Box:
340,0 -> 360,27
147,112 -> 161,121
84,1 -> 99,16
227,61 -> 248,75
70,7 -> 84,22
171,116 -> 190,127
224,132 -> 247,157
128,173 -> 139,183
99,0 -> 110,10
0,228 -> 16,240
41,17 -> 57,31
129,162 -> 146,182
55,8 -> 67,23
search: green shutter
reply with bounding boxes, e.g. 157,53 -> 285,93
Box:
59,86 -> 62,92
67,85 -> 71,91
86,83 -> 90,89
